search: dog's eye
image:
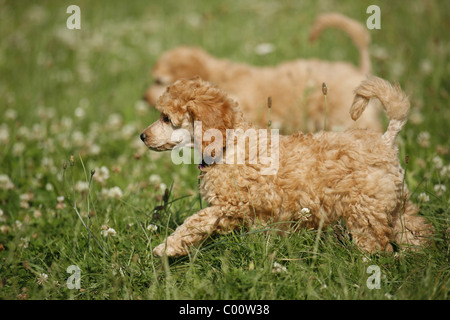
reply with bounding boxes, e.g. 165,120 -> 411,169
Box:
154,78 -> 164,85
162,114 -> 171,123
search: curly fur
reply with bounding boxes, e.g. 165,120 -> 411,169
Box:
140,76 -> 434,258
144,13 -> 381,133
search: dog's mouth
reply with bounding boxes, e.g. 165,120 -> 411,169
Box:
147,141 -> 178,152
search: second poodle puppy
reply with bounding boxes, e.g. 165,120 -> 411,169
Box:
144,13 -> 380,133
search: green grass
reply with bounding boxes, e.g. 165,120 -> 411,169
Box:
0,0 -> 449,300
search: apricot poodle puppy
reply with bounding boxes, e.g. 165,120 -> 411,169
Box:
140,76 -> 433,257
144,13 -> 380,133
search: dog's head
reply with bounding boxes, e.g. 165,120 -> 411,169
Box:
143,46 -> 212,106
140,77 -> 239,162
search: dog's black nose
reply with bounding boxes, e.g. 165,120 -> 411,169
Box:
140,133 -> 146,141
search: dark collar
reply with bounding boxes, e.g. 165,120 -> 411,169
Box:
198,159 -> 210,170
197,153 -> 223,170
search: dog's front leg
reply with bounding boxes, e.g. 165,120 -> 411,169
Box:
153,206 -> 222,257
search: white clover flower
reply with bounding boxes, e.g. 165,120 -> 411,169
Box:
416,132 -> 430,148
33,210 -> 42,219
185,13 -> 202,28
107,114 -> 123,130
74,107 -> 85,119
61,117 -> 73,130
100,188 -> 109,198
88,123 -> 101,138
17,125 -> 30,139
147,224 -> 158,232
108,186 -> 123,199
77,61 -> 93,83
12,142 -> 25,156
440,165 -> 450,179
434,184 -> 446,196
372,45 -> 388,61
391,61 -> 405,78
79,97 -> 90,109
134,100 -> 148,115
300,208 -> 310,215
384,293 -> 394,300
5,109 -> 17,120
72,131 -> 84,146
20,201 -> 30,209
149,174 -> 162,184
20,193 -> 33,203
25,5 -> 48,25
417,193 -> 430,202
102,187 -> 123,199
37,107 -> 56,120
107,228 -> 117,237
298,207 -> 311,221
272,262 -> 287,273
432,156 -> 443,170
0,174 -> 14,190
31,123 -> 46,141
255,43 -> 275,55
101,225 -> 117,237
94,166 -> 110,184
121,124 -> 136,140
41,157 -> 55,171
19,236 -> 28,247
88,143 -> 101,156
420,59 -> 433,75
56,196 -> 65,209
75,181 -> 89,192
37,273 -> 48,285
409,110 -> 423,125
0,124 -> 9,144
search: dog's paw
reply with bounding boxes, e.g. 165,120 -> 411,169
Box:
153,243 -> 167,257
153,242 -> 188,257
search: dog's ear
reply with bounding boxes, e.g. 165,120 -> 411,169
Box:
186,93 -> 235,163
181,49 -> 211,80
171,51 -> 210,81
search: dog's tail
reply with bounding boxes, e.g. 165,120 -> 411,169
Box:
309,13 -> 371,74
350,77 -> 410,147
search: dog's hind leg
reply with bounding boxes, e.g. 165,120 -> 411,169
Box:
344,202 -> 394,253
393,198 -> 434,250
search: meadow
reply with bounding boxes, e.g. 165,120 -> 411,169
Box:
0,0 -> 448,301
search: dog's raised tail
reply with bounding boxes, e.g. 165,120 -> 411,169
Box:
309,13 -> 371,74
350,77 -> 410,148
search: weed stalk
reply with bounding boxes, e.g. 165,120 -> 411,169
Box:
322,82 -> 328,131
